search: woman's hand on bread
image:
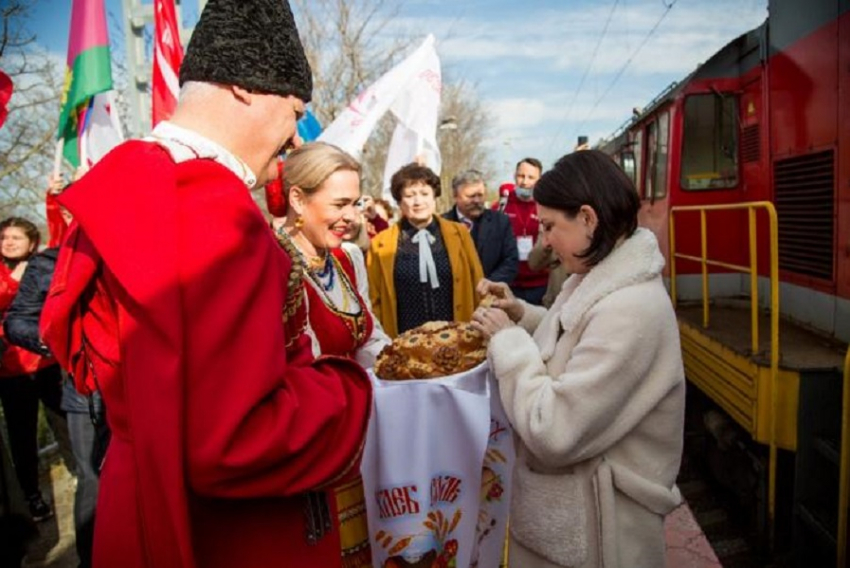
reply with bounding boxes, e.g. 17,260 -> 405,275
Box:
476,279 -> 524,323
471,304 -> 516,339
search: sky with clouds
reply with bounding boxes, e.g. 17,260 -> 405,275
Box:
412,0 -> 768,179
23,0 -> 768,183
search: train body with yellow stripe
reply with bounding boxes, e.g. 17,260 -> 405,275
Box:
600,0 -> 850,564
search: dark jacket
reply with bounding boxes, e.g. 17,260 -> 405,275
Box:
4,247 -> 90,413
443,207 -> 519,284
4,248 -> 58,357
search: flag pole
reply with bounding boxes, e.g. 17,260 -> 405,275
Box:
53,139 -> 64,178
80,131 -> 89,169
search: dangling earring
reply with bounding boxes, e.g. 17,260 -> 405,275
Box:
295,216 -> 304,229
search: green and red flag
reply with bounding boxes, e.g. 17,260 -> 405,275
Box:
57,0 -> 115,167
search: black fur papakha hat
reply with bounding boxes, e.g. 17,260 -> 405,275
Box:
179,0 -> 312,103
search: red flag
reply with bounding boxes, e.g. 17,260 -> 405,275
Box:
152,0 -> 183,126
0,70 -> 14,129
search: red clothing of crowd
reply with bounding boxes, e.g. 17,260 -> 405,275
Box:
45,193 -> 68,248
0,265 -> 46,376
493,190 -> 548,290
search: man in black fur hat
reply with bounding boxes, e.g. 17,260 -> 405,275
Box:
40,1 -> 373,567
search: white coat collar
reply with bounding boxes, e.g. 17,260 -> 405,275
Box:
535,228 -> 665,360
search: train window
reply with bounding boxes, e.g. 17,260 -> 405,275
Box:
633,130 -> 643,196
641,111 -> 670,201
644,122 -> 657,199
680,94 -> 738,191
654,111 -> 670,199
620,151 -> 636,184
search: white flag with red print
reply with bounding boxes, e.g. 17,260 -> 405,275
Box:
152,0 -> 183,126
79,90 -> 124,167
319,34 -> 442,190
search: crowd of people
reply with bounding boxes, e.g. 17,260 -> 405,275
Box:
0,0 -> 686,567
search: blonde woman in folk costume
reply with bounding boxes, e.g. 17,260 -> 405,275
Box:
277,141 -> 390,568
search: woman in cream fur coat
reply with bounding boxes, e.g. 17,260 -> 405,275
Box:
472,150 -> 685,568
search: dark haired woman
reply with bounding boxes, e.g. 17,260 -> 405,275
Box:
0,217 -> 67,523
472,150 -> 685,568
368,163 -> 483,338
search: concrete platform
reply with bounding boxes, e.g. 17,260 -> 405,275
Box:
24,458 -> 722,568
666,501 -> 723,568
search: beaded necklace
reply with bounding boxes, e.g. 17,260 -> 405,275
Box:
307,254 -> 367,346
308,253 -> 366,343
276,229 -> 358,311
313,253 -> 335,292
274,227 -> 367,346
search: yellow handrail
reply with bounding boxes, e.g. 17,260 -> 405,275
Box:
838,346 -> 850,568
668,201 -> 779,546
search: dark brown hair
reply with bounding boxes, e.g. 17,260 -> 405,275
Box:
0,217 -> 40,261
533,150 -> 639,267
515,157 -> 542,173
389,163 -> 441,202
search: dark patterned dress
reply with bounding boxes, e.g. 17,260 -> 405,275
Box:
393,218 -> 454,334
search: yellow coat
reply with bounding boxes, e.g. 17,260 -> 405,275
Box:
367,217 -> 484,338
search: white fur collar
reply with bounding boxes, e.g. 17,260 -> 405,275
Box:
535,228 -> 665,360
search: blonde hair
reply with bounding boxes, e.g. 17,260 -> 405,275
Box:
283,142 -> 361,197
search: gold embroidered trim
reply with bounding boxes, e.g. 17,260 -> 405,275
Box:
276,227 -> 367,349
273,224 -> 308,348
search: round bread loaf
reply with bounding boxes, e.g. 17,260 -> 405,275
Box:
374,321 -> 487,380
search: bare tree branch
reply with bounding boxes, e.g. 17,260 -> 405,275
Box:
0,0 -> 64,224
292,0 -> 495,209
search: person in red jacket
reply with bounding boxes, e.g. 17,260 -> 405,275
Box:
0,217 -> 71,523
495,158 -> 549,305
39,1 -> 372,567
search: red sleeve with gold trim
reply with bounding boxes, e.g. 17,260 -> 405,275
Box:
176,163 -> 371,497
177,159 -> 373,497
53,143 -> 372,500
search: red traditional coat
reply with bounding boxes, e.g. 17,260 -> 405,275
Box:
40,141 -> 373,568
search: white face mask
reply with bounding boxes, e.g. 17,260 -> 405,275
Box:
515,187 -> 533,200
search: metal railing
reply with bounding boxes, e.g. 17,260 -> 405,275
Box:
668,201 -> 780,542
838,346 -> 850,567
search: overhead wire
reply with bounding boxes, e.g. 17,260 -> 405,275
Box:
547,0 -> 620,151
573,0 -> 679,137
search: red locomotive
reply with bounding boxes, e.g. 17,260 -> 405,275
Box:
601,0 -> 849,564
